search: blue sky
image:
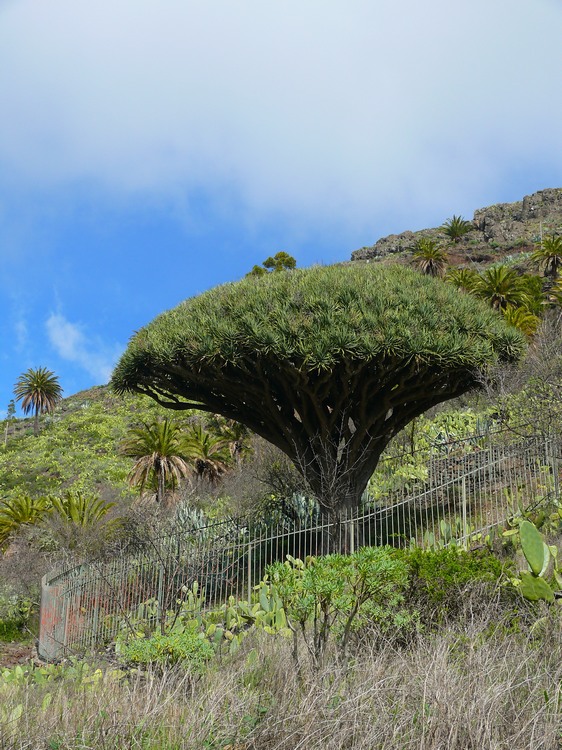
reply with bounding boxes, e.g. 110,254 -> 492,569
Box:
1,0 -> 561,414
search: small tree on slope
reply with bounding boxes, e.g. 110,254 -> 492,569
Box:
112,265 -> 524,518
13,367 -> 63,437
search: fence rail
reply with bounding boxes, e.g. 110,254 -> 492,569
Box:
38,431 -> 561,660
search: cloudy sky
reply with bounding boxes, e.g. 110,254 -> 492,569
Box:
1,0 -> 561,413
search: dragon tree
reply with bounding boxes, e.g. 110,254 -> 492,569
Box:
112,264 -> 524,515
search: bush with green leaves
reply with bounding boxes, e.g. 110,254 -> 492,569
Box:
405,546 -> 507,617
0,657 -> 124,688
0,589 -> 32,642
116,624 -> 214,670
266,547 -> 413,666
116,544 -> 514,672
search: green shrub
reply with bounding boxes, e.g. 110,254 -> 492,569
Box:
266,547 -> 414,664
0,619 -> 23,642
0,591 -> 32,641
117,625 -> 214,670
405,546 -> 507,608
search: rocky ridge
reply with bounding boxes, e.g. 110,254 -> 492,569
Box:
351,188 -> 562,263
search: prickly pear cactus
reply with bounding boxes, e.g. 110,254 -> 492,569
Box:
518,571 -> 555,603
515,520 -> 561,604
520,520 -> 549,576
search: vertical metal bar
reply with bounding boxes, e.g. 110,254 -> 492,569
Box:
157,561 -> 164,628
247,541 -> 252,602
462,474 -> 468,547
551,436 -> 560,501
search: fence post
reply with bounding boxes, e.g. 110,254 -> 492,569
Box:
38,573 -> 65,661
550,436 -> 560,502
247,541 -> 252,602
461,475 -> 468,548
156,562 -> 165,631
90,594 -> 99,649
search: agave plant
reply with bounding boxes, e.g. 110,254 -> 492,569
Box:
411,238 -> 448,277
172,502 -> 208,533
440,215 -> 473,243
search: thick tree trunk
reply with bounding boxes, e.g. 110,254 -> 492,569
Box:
298,450 -> 374,554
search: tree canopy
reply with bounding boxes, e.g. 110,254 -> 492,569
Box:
112,264 -> 525,513
248,251 -> 297,276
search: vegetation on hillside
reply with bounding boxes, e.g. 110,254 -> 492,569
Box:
247,251 -> 297,276
2,540 -> 562,748
0,388 -> 162,499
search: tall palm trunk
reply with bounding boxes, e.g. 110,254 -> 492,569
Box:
157,465 -> 167,507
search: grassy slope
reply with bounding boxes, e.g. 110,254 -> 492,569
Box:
0,386 -> 193,500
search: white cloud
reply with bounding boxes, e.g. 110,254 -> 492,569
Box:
0,0 -> 561,231
46,313 -> 122,383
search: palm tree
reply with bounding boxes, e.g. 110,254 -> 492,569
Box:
531,234 -> 562,278
547,277 -> 562,304
444,267 -> 479,293
205,415 -> 251,465
411,238 -> 448,277
440,215 -> 473,243
502,306 -> 540,338
51,490 -> 115,526
0,494 -> 50,549
13,367 -> 63,436
183,424 -> 232,484
121,418 -> 191,506
472,266 -> 530,311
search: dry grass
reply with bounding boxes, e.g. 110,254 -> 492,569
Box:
1,591 -> 561,750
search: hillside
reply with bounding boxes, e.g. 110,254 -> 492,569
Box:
0,386 -> 193,501
351,187 -> 562,265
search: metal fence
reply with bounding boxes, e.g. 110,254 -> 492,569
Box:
38,431 -> 561,660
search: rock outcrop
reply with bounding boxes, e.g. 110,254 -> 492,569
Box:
351,188 -> 562,263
